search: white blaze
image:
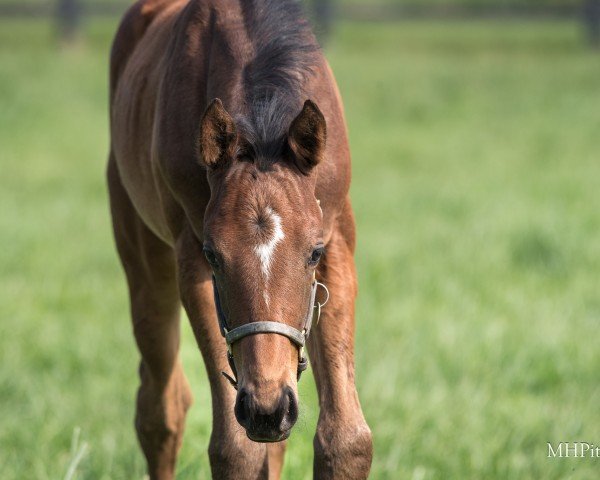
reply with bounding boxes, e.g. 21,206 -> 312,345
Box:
254,206 -> 285,279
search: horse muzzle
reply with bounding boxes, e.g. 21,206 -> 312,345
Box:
234,385 -> 298,442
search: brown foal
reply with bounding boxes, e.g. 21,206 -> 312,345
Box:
107,0 -> 372,478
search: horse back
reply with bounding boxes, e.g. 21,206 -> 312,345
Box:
109,0 -> 182,101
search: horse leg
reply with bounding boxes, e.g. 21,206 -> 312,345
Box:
267,442 -> 287,480
307,206 -> 373,480
108,158 -> 192,480
175,227 -> 271,479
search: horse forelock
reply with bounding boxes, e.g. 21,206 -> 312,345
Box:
236,0 -> 320,165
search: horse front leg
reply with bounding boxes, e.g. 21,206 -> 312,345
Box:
176,227 -> 270,479
108,158 -> 192,480
307,220 -> 373,480
267,442 -> 287,480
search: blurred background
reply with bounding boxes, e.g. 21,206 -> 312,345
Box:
1,1 -> 599,479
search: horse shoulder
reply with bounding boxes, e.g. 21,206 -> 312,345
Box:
109,1 -> 193,245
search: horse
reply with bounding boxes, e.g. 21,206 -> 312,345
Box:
107,0 -> 372,478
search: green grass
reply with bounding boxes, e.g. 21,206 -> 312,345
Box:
1,17 -> 600,480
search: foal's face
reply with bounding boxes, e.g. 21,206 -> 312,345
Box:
198,99 -> 326,441
204,164 -> 322,440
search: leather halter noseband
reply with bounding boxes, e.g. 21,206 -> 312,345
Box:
212,275 -> 319,389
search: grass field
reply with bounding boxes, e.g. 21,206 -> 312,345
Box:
1,17 -> 600,480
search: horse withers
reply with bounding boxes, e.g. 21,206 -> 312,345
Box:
107,0 -> 372,478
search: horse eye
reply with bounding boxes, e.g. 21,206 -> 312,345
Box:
308,246 -> 324,266
203,248 -> 219,268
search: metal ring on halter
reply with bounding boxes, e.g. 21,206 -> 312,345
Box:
314,281 -> 329,324
316,281 -> 329,307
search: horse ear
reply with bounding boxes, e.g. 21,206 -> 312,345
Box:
198,98 -> 237,170
287,100 -> 326,174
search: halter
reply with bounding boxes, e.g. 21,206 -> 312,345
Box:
212,274 -> 326,389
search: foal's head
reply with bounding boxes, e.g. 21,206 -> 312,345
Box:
198,98 -> 326,441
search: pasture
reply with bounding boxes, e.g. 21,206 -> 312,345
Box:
1,17 -> 599,479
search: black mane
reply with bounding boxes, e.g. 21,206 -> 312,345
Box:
238,0 -> 320,161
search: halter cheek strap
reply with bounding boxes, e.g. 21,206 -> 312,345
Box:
212,275 -> 318,389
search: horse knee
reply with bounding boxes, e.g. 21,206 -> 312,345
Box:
135,365 -> 192,442
135,411 -> 173,448
314,423 -> 373,479
208,435 -> 268,479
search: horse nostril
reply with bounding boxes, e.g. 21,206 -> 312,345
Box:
279,387 -> 298,431
234,388 -> 251,428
